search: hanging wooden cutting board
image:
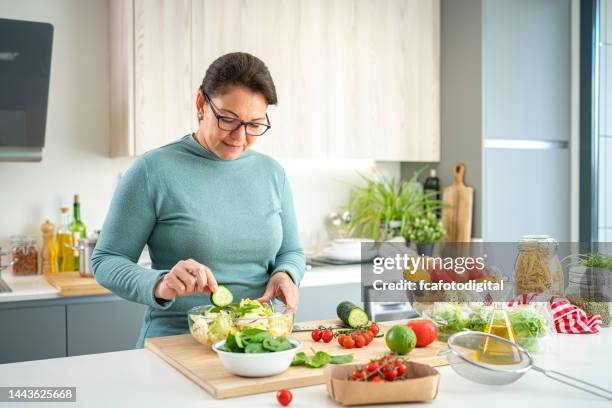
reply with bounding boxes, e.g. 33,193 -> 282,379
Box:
441,163 -> 474,242
145,319 -> 448,399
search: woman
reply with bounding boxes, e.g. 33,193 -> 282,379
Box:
91,52 -> 305,347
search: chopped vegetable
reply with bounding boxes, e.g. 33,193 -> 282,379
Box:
337,301 -> 369,328
211,285 -> 234,307
189,298 -> 292,345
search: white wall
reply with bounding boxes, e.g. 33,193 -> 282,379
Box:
0,0 -> 399,256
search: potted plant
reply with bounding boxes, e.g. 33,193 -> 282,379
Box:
345,169 -> 446,245
400,210 -> 446,256
346,172 -> 425,241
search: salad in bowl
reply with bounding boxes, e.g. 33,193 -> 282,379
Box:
188,298 -> 293,346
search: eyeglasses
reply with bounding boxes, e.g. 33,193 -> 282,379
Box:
202,91 -> 271,136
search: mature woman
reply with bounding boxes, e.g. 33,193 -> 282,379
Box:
91,52 -> 305,347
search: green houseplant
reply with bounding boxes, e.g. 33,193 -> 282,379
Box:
345,169 -> 445,242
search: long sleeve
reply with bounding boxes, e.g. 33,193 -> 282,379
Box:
90,156 -> 174,310
271,173 -> 305,286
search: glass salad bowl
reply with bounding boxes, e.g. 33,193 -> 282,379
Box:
188,299 -> 294,346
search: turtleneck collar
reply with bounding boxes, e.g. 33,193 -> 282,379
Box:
182,133 -> 255,161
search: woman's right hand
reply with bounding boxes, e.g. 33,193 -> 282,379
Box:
154,259 -> 219,301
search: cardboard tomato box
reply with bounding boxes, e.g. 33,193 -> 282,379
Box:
324,361 -> 440,406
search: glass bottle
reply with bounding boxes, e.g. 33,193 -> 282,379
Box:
56,207 -> 76,272
70,195 -> 87,271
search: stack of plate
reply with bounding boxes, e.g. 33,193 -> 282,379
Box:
320,238 -> 377,263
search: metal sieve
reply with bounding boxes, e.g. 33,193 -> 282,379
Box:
440,331 -> 612,401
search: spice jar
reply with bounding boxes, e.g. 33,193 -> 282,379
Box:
566,265 -> 612,327
514,235 -> 563,296
11,235 -> 38,275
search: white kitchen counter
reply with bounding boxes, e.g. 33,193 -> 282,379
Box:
0,328 -> 610,408
0,265 -> 361,303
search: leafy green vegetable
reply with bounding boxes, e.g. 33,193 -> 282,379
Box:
291,352 -> 307,366
577,253 -> 612,271
330,354 -> 355,364
466,307 -> 491,332
220,328 -> 295,353
509,308 -> 548,338
290,349 -> 353,368
431,304 -> 468,334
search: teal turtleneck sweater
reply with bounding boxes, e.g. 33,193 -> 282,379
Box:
91,134 -> 305,347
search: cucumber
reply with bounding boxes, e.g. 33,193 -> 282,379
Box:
211,285 -> 233,307
337,301 -> 369,328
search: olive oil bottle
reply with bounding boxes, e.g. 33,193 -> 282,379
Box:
69,195 -> 87,270
476,305 -> 521,365
56,207 -> 76,272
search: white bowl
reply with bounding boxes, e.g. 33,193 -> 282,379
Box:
212,338 -> 302,377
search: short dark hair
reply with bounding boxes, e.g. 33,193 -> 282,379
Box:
200,52 -> 277,105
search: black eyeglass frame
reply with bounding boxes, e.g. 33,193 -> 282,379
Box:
201,89 -> 271,136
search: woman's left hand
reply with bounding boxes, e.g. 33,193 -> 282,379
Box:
257,272 -> 299,310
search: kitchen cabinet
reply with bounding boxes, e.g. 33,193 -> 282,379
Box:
0,305 -> 66,364
0,296 -> 147,363
110,0 -> 440,161
110,0 -> 192,156
66,299 -> 147,357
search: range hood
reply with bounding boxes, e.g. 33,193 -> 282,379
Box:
0,18 -> 53,162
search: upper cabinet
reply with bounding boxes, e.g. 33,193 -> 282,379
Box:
110,0 -> 440,161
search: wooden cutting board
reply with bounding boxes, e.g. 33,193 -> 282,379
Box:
145,320 -> 448,399
441,163 -> 474,242
44,272 -> 110,297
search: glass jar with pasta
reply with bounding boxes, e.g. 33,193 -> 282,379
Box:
514,235 -> 563,296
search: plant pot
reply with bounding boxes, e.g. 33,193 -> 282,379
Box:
381,220 -> 403,241
416,243 -> 434,257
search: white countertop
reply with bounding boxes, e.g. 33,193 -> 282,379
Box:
0,264 -> 361,303
0,328 -> 610,408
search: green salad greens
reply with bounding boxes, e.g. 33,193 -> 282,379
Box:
189,299 -> 293,345
508,308 -> 549,351
220,328 -> 295,353
291,348 -> 354,368
430,304 -> 468,336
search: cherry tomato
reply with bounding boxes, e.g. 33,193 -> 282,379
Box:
352,369 -> 365,379
395,362 -> 407,376
276,388 -> 292,406
369,323 -> 380,336
343,336 -> 355,349
406,319 -> 438,347
381,363 -> 394,374
322,329 -> 334,343
337,334 -> 346,346
370,375 -> 384,383
366,362 -> 379,372
354,335 -> 365,348
384,369 -> 397,381
361,331 -> 372,345
311,329 -> 322,342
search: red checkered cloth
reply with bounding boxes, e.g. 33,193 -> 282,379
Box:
508,293 -> 603,334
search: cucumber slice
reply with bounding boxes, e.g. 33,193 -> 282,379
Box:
211,285 -> 233,307
337,301 -> 369,328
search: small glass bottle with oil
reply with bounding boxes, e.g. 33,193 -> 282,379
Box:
477,305 -> 521,365
56,207 -> 76,272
